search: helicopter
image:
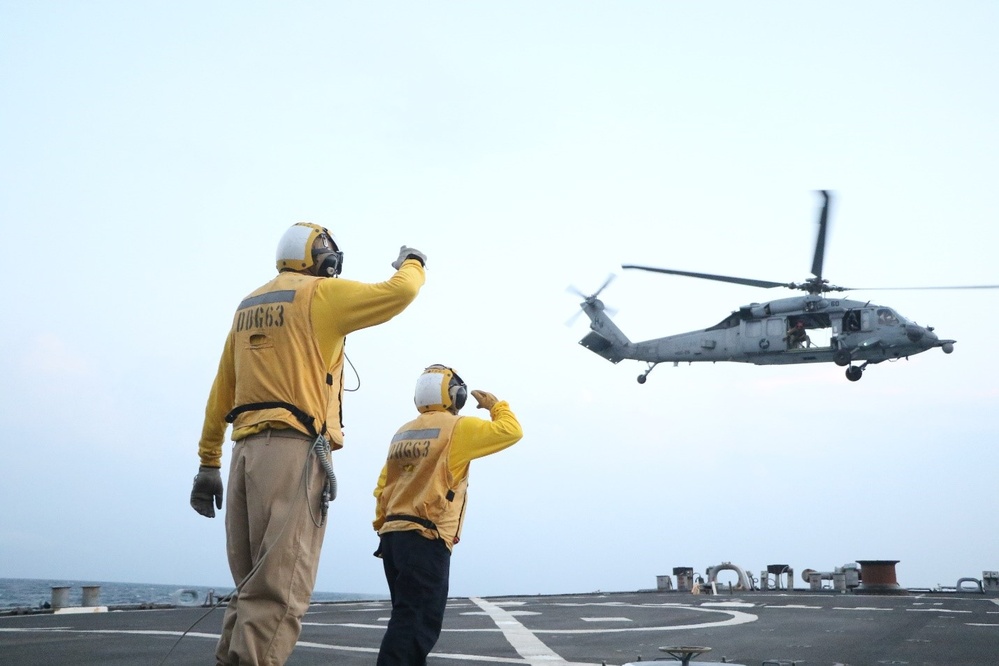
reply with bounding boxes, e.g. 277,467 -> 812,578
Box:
573,191 -> 999,383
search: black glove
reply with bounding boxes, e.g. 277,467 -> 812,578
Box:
190,466 -> 223,518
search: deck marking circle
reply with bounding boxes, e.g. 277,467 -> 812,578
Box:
535,605 -> 757,634
467,599 -> 756,636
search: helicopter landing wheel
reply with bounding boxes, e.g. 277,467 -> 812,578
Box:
637,362 -> 658,384
834,349 -> 851,367
845,365 -> 863,382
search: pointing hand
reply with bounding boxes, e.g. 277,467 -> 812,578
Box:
392,246 -> 427,270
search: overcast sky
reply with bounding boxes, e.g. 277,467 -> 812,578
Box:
2,2 -> 997,598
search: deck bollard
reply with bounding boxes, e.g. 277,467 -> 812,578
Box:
82,585 -> 102,607
855,559 -> 906,595
51,586 -> 71,610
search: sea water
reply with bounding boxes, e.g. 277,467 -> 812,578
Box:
0,578 -> 378,610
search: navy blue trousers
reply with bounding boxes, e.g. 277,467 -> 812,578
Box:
377,530 -> 451,666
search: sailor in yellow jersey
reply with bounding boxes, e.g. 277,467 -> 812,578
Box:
190,223 -> 426,666
373,365 -> 523,665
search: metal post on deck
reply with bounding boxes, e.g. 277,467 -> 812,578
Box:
855,559 -> 906,595
51,586 -> 71,610
82,585 -> 102,607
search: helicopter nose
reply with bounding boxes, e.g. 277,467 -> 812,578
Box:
906,324 -> 938,345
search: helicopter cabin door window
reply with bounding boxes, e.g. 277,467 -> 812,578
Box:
768,318 -> 790,350
743,319 -> 785,352
843,310 -> 862,333
842,309 -> 876,333
744,320 -> 763,353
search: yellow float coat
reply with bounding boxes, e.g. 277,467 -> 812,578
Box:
198,261 -> 424,467
374,401 -> 523,550
378,411 -> 466,547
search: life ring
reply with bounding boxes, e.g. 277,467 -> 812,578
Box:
759,338 -> 770,350
173,589 -> 200,606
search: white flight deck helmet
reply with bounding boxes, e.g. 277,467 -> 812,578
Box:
414,365 -> 467,414
275,222 -> 343,277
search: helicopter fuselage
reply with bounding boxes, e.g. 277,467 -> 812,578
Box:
578,294 -> 955,381
578,191 -> 983,382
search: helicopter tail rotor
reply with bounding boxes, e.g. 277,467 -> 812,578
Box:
570,274 -> 632,364
567,274 -> 616,301
565,274 -> 618,325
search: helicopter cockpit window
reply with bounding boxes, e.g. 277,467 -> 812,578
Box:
877,308 -> 899,325
707,312 -> 741,331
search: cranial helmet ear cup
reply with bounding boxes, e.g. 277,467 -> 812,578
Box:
316,251 -> 343,277
446,367 -> 467,412
451,384 -> 467,411
312,231 -> 343,277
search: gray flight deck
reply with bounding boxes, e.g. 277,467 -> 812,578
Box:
2,588 -> 998,665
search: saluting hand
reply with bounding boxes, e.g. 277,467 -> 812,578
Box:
471,390 -> 498,411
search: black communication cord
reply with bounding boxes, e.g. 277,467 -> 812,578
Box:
343,352 -> 360,392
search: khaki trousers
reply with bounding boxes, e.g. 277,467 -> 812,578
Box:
216,429 -> 329,666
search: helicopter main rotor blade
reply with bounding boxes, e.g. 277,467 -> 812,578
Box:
622,264 -> 793,290
848,284 -> 999,291
811,190 -> 830,279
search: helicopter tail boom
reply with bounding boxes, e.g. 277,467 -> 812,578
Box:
577,297 -> 631,363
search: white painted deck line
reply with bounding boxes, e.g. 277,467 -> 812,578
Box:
470,596 -> 593,666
